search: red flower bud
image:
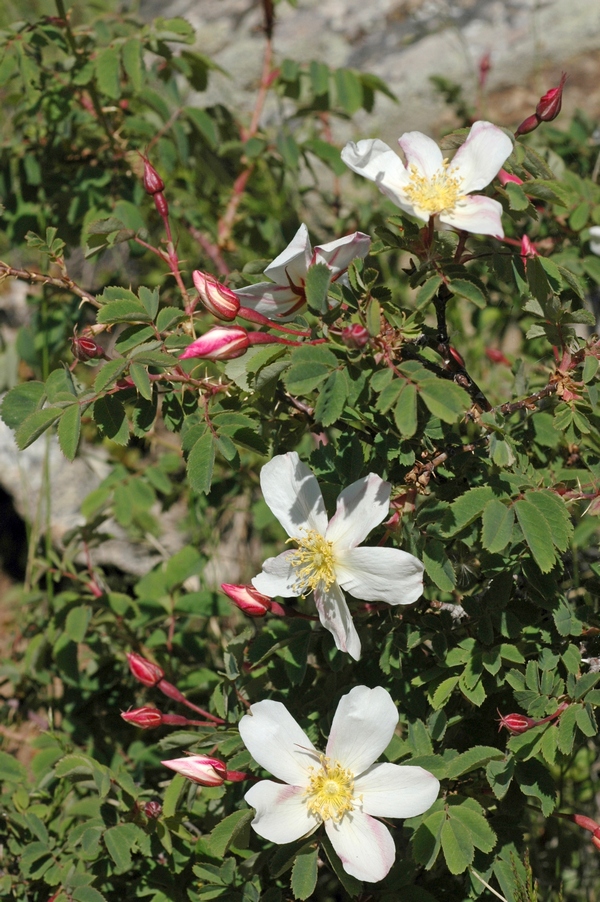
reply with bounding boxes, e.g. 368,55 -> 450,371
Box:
497,168 -> 523,187
498,711 -> 538,734
341,323 -> 370,349
179,325 -> 250,361
520,235 -> 538,264
193,271 -> 240,321
154,192 -> 169,219
144,801 -> 162,819
221,583 -> 272,616
71,333 -> 107,362
515,113 -> 540,137
486,348 -> 511,367
121,706 -> 164,728
127,652 -> 165,688
142,156 -> 165,196
478,52 -> 491,89
161,755 -> 228,786
536,72 -> 567,122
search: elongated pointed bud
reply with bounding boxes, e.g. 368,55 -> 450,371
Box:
162,755 -> 228,786
179,325 -> 250,361
497,168 -> 523,187
127,652 -> 164,687
536,72 -> 567,122
520,235 -> 538,262
142,156 -> 165,196
222,583 -> 272,616
515,113 -> 540,137
121,706 -> 164,728
193,271 -> 240,321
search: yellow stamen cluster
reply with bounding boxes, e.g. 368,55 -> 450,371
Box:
288,529 -> 336,593
404,160 -> 463,215
305,756 -> 355,822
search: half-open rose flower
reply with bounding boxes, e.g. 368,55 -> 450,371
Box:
233,223 -> 370,322
239,685 -> 440,883
341,120 -> 513,238
251,452 -> 424,660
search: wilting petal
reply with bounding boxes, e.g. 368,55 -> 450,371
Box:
252,550 -> 298,598
233,282 -> 303,321
325,810 -> 395,883
239,699 -> 318,785
355,763 -> 440,818
326,474 -> 390,549
264,223 -> 311,286
450,121 -> 513,193
312,231 -> 371,278
260,452 -> 328,537
326,686 -> 398,774
244,781 -> 319,843
313,583 -> 361,660
398,130 -> 445,180
335,546 -> 424,605
439,194 -> 505,238
341,138 -> 411,208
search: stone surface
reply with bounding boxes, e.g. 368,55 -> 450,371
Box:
142,0 -> 600,139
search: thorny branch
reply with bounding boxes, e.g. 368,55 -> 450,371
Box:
0,261 -> 99,308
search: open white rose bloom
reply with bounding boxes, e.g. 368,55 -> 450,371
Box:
233,223 -> 370,321
240,685 -> 440,883
342,120 -> 513,238
251,453 -> 424,660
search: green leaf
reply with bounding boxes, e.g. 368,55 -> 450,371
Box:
95,46 -> 121,100
423,539 -> 456,591
505,181 -> 530,211
481,499 -> 514,553
65,605 -> 91,643
304,263 -> 331,316
441,816 -> 474,874
514,499 -> 556,573
334,67 -> 363,114
486,756 -> 515,800
553,599 -> 583,637
97,300 -> 152,325
445,747 -> 504,780
57,404 -> 81,461
525,489 -> 573,552
156,306 -> 185,332
515,759 -> 556,815
104,825 -> 134,873
94,359 -> 128,392
290,844 -> 318,901
419,379 -> 470,423
207,808 -> 254,858
138,286 -> 159,319
416,275 -> 443,309
0,381 -> 45,429
284,346 -> 337,394
449,277 -> 487,308
412,808 -> 445,869
162,773 -> 186,817
450,802 -> 497,854
187,432 -> 215,494
129,363 -> 153,401
431,676 -> 459,710
313,369 -> 347,426
72,888 -> 108,902
0,750 -> 27,782
442,486 -> 497,536
15,407 -> 62,449
394,382 -> 418,437
93,396 -> 129,445
121,38 -> 143,92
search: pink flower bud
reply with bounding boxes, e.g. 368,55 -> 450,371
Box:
144,801 -> 162,819
161,755 -> 228,786
71,333 -> 107,362
536,72 -> 567,122
127,652 -> 165,688
193,271 -> 240,321
341,323 -> 370,349
121,706 -> 164,728
498,711 -> 538,734
497,168 -> 523,187
142,156 -> 165,196
486,348 -> 511,367
221,583 -> 272,616
520,235 -> 538,263
179,325 -> 250,361
515,113 -> 540,137
478,52 -> 491,89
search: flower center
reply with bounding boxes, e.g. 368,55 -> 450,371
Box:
404,160 -> 463,216
305,756 -> 355,822
288,529 -> 336,593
